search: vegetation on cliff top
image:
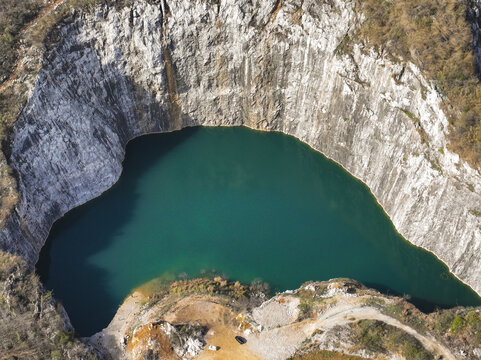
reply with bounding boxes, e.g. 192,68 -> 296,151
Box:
135,273 -> 271,311
0,0 -> 47,83
352,319 -> 433,359
357,0 -> 481,167
363,293 -> 481,357
0,251 -> 97,360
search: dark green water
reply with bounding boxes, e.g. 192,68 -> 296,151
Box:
37,127 -> 481,336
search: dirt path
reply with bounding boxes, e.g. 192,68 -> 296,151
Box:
317,304 -> 456,360
0,0 -> 66,93
89,290 -> 458,360
247,298 -> 456,360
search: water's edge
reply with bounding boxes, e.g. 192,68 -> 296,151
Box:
1,0 -> 481,300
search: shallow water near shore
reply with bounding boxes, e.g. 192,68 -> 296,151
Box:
37,126 -> 481,336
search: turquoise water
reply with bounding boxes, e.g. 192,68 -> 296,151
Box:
37,127 -> 481,336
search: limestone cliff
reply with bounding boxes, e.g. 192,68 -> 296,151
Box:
1,0 -> 481,296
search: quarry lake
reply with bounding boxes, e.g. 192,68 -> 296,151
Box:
37,127 -> 481,336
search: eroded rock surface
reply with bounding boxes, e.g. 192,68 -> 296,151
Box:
0,0 -> 481,295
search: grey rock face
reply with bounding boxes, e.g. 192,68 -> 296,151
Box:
1,0 -> 481,295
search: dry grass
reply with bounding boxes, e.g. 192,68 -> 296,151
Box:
0,0 -> 51,83
135,275 -> 270,312
356,0 -> 481,167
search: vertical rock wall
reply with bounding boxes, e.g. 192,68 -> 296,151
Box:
1,0 -> 481,295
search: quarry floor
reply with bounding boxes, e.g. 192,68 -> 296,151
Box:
90,288 -> 457,360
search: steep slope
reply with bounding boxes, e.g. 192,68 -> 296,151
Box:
0,0 -> 480,296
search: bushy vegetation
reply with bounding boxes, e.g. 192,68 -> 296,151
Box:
353,319 -> 433,359
135,275 -> 270,310
298,297 -> 315,320
0,251 -> 97,360
356,0 -> 481,167
450,316 -> 466,333
362,295 -> 481,353
432,307 -> 481,345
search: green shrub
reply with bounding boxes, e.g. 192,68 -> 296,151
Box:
403,340 -> 432,360
469,209 -> 481,216
450,316 -> 466,333
51,349 -> 62,359
466,310 -> 481,327
353,320 -> 433,358
356,320 -> 386,353
298,299 -> 314,320
434,312 -> 455,332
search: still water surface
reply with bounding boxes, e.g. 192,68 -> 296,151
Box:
37,127 -> 481,335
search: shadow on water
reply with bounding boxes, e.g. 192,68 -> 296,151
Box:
363,282 -> 456,313
25,14 -> 481,339
36,127 -> 200,335
36,127 -> 481,336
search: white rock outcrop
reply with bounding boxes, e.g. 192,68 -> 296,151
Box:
1,0 -> 481,295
